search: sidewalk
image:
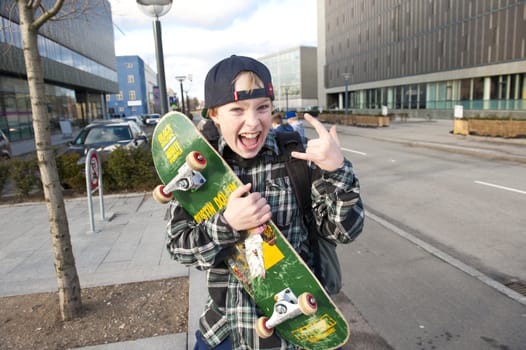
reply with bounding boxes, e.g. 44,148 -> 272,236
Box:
2,119 -> 524,349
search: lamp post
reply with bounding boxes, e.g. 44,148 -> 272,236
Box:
283,86 -> 289,112
137,0 -> 172,115
342,73 -> 350,115
184,74 -> 192,114
175,75 -> 186,114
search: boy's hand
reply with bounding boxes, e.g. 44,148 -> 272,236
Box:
223,183 -> 272,232
291,113 -> 345,172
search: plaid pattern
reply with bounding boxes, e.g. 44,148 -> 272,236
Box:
166,131 -> 364,349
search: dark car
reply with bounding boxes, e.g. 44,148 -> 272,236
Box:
0,129 -> 12,160
66,120 -> 148,163
305,106 -> 321,117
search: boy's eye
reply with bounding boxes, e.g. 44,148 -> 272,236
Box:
258,104 -> 271,111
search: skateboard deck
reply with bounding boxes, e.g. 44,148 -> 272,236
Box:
151,111 -> 349,349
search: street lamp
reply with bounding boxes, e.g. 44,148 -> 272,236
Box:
342,73 -> 350,115
280,86 -> 290,112
175,75 -> 186,115
184,74 -> 192,114
137,0 -> 172,115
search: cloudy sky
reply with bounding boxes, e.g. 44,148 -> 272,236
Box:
110,0 -> 317,99
108,0 -> 318,101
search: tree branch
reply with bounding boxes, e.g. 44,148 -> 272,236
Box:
31,0 -> 64,30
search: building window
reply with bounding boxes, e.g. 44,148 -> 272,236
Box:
129,90 -> 136,100
117,91 -> 123,101
128,75 -> 134,84
126,63 -> 133,69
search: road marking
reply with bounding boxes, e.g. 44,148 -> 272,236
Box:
366,211 -> 526,306
474,181 -> 526,195
342,147 -> 367,156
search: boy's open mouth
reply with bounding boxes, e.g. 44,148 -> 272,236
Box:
239,132 -> 260,150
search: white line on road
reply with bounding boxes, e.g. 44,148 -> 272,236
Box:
342,147 -> 367,156
366,211 -> 526,306
474,181 -> 526,195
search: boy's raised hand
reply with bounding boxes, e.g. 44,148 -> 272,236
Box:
291,113 -> 345,172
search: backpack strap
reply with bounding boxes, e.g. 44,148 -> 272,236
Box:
274,132 -> 312,217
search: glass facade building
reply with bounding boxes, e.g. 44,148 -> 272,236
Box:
0,1 -> 118,141
260,46 -> 318,111
317,0 -> 526,117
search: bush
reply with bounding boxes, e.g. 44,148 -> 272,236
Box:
103,147 -> 159,193
56,152 -> 85,192
10,157 -> 41,197
1,147 -> 159,201
0,161 -> 10,195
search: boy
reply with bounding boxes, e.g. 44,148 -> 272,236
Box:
166,55 -> 364,349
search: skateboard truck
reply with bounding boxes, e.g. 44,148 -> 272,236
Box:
255,288 -> 318,339
153,151 -> 207,203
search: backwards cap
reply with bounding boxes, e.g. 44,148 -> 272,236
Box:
204,55 -> 274,110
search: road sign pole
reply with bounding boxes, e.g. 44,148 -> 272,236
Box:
86,149 -> 100,233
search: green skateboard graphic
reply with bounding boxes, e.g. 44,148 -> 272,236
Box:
151,111 -> 349,349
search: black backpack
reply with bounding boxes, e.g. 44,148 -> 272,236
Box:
275,132 -> 343,295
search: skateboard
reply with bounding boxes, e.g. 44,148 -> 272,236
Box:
151,111 -> 349,349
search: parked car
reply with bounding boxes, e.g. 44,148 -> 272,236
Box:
305,106 -> 322,117
66,120 -> 148,163
144,113 -> 161,126
0,129 -> 12,160
123,115 -> 145,128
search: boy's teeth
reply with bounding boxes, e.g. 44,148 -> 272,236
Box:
241,133 -> 258,139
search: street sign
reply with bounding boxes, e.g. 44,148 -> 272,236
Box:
85,149 -> 113,233
88,151 -> 99,192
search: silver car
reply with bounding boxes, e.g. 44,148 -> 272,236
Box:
65,120 -> 148,164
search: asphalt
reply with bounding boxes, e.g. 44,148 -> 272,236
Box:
1,118 -> 525,350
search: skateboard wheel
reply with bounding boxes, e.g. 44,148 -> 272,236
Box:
298,293 -> 317,315
255,316 -> 273,339
186,151 -> 206,171
153,185 -> 172,204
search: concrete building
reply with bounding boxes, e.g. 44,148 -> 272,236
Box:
0,1 -> 118,141
317,0 -> 526,118
259,46 -> 318,111
107,56 -> 158,117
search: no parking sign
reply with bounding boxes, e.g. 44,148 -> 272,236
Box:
88,150 -> 99,191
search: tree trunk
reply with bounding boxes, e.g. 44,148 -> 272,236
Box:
17,0 -> 82,320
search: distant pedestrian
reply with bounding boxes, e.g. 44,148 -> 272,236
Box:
197,116 -> 220,149
284,111 -> 305,137
271,113 -> 294,132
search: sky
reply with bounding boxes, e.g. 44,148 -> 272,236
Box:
108,0 -> 318,101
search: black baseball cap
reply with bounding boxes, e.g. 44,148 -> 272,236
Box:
203,55 -> 274,115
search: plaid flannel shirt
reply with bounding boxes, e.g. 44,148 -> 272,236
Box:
166,131 -> 364,349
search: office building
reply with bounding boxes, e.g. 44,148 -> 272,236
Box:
260,46 -> 318,111
107,56 -> 158,117
317,0 -> 526,117
0,1 -> 118,141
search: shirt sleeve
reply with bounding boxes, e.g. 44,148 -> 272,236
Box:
166,202 -> 240,269
311,158 -> 365,243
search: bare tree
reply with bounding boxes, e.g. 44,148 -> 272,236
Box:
16,0 -> 81,320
